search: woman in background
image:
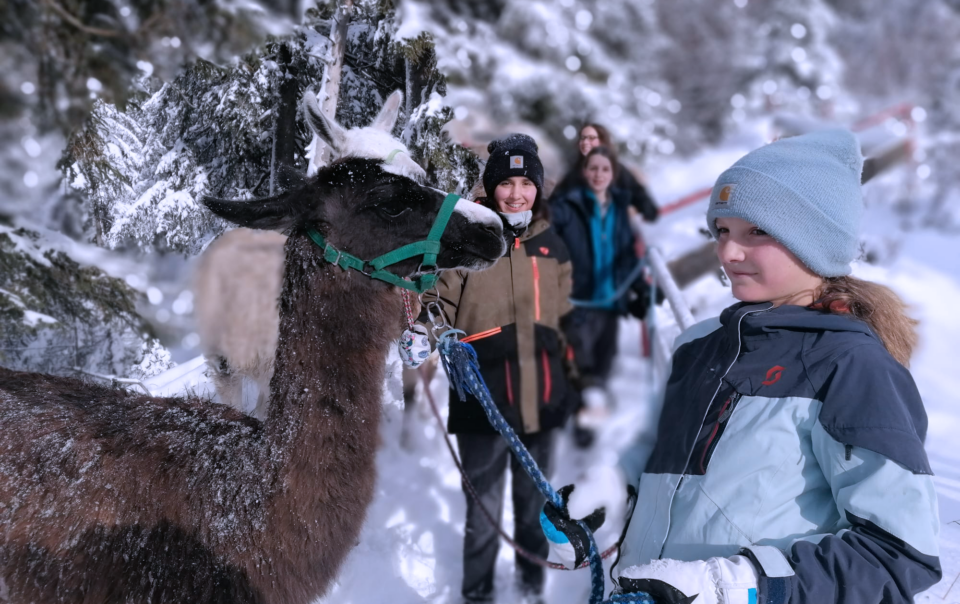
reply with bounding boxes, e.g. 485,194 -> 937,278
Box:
550,123 -> 659,223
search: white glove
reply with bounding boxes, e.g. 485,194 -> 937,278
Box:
541,465 -> 631,569
540,485 -> 606,569
565,465 -> 627,532
618,556 -> 760,604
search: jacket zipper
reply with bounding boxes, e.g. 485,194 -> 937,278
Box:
504,359 -> 515,406
656,305 -> 771,560
698,392 -> 742,473
531,256 -> 541,321
541,349 -> 551,403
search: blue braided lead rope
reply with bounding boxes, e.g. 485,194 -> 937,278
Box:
437,332 -> 654,604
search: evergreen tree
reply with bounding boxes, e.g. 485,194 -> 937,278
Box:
63,0 -> 480,255
0,0 -> 286,375
0,225 -> 160,377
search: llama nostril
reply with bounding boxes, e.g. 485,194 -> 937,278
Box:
482,224 -> 502,238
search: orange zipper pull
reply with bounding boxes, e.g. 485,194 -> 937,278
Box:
514,237 -> 520,249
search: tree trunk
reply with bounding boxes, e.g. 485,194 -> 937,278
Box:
321,0 -> 353,120
270,42 -> 300,195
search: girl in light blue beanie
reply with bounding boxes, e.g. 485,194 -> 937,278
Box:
703,128 -> 916,364
541,129 -> 938,604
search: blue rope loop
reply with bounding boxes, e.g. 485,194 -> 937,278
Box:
437,332 -> 654,604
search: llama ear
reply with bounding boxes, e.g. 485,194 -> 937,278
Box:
202,193 -> 300,232
371,90 -> 403,133
303,90 -> 346,154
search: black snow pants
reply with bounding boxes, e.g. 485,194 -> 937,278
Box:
572,308 -> 620,388
456,430 -> 555,602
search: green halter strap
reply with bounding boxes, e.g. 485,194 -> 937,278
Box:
306,192 -> 461,294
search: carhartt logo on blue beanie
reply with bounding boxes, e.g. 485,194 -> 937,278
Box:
706,129 -> 864,277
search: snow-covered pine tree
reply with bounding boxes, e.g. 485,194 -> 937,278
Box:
63,0 -> 480,255
830,0 -> 960,227
0,0 -> 286,377
654,0 -> 844,148
420,0 -> 677,163
0,225 -> 158,377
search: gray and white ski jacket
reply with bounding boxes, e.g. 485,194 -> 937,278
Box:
616,302 -> 941,604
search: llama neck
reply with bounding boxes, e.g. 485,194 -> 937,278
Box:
263,236 -> 400,475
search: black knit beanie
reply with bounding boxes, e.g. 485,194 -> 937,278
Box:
482,133 -> 545,198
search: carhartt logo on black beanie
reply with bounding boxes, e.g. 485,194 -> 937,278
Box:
482,133 -> 545,198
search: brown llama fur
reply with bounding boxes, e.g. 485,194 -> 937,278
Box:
0,242 -> 395,604
0,156 -> 506,603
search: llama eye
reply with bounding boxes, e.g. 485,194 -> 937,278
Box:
375,203 -> 410,218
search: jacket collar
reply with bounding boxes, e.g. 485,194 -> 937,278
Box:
520,217 -> 550,242
720,301 -> 876,340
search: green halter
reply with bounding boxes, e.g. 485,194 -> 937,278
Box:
306,192 -> 461,294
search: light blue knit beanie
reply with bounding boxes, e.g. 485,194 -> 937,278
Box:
706,129 -> 864,277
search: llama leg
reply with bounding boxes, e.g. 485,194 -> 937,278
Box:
252,372 -> 272,421
212,365 -> 244,413
400,367 -> 419,450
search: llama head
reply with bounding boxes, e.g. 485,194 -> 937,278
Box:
303,90 -> 426,183
203,157 -> 506,278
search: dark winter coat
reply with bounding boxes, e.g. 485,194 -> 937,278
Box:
550,186 -> 639,315
551,163 -> 659,222
616,302 -> 941,604
424,219 -> 577,435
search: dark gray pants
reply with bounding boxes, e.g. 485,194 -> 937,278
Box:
573,308 -> 620,388
456,431 -> 555,602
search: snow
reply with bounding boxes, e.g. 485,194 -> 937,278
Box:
22,310 -> 58,327
0,225 -> 53,268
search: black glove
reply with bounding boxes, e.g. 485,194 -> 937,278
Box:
540,485 -> 606,569
627,277 -> 665,319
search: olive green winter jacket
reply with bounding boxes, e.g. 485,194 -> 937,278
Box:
425,218 -> 576,434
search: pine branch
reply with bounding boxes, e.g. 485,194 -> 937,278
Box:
42,0 -> 122,38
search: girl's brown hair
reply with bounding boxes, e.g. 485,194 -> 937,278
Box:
814,276 -> 918,367
583,145 -> 620,180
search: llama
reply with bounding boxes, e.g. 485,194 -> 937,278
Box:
193,228 -> 287,419
196,89 -> 424,418
0,156 -> 506,604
